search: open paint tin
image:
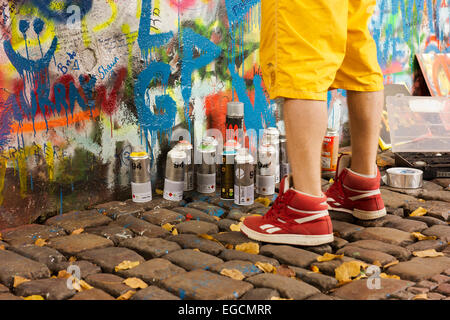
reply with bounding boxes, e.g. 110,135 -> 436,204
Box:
386,167 -> 423,189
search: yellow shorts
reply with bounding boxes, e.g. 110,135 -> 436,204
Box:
260,0 -> 384,101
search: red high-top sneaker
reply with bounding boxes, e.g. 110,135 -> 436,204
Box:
241,176 -> 333,246
325,154 -> 386,220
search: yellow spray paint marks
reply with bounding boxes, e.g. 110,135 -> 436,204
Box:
44,143 -> 55,182
17,150 -> 27,198
92,0 -> 118,33
121,23 -> 138,78
136,0 -> 142,18
81,17 -> 91,48
0,159 -> 7,205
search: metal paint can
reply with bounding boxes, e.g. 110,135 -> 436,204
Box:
163,148 -> 186,201
174,140 -> 194,191
226,101 -> 244,143
262,127 -> 280,183
279,134 -> 290,179
196,136 -> 216,194
234,148 -> 255,206
221,139 -> 241,200
256,143 -> 276,196
130,151 -> 152,203
321,128 -> 339,175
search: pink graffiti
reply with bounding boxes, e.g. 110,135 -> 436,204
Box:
169,0 -> 196,12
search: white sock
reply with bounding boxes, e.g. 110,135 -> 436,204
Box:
348,168 -> 377,179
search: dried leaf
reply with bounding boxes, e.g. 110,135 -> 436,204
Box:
409,207 -> 427,217
239,217 -> 246,222
412,249 -> 444,258
123,277 -> 148,289
192,248 -> 200,252
379,273 -> 400,280
270,296 -> 293,300
383,260 -> 399,269
0,232 -> 2,240
255,197 -> 271,207
411,232 -> 437,241
23,295 -> 44,300
418,199 -> 426,203
114,260 -> 140,272
220,268 -> 245,280
0,245 -> 5,250
162,223 -> 174,232
329,178 -> 334,184
34,238 -> 47,247
372,260 -> 382,267
311,265 -> 321,273
225,243 -> 234,249
255,262 -> 275,273
171,228 -> 178,235
71,228 -> 84,235
334,261 -> 368,284
276,265 -> 296,278
197,234 -> 221,244
57,270 -> 71,279
235,242 -> 259,254
68,256 -> 77,262
155,189 -> 163,195
13,276 -> 30,288
412,293 -> 428,300
316,253 -> 344,262
116,290 -> 136,300
229,222 -> 242,232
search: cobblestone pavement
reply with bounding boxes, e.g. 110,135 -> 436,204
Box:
0,151 -> 449,300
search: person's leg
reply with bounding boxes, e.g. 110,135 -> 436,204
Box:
284,99 -> 328,196
347,90 -> 384,176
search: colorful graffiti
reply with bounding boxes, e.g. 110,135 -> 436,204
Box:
0,0 -> 448,228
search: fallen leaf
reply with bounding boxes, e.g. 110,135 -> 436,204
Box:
412,293 -> 428,300
123,277 -> 148,289
311,265 -> 321,273
316,253 -> 344,262
68,256 -> 77,262
172,228 -> 178,235
225,244 -> 234,249
0,245 -> 5,250
411,232 -> 437,241
255,262 -> 275,273
383,260 -> 399,269
418,199 -> 426,203
23,295 -> 44,300
235,242 -> 259,254
161,223 -> 174,232
329,178 -> 334,184
409,207 -> 427,217
372,260 -> 382,267
116,290 -> 136,300
213,216 -> 221,221
13,276 -> 30,288
34,238 -> 47,247
334,261 -> 368,284
220,268 -> 245,280
155,189 -> 163,195
79,280 -> 93,290
71,228 -> 84,235
276,265 -> 296,278
193,248 -> 200,252
255,197 -> 271,207
229,222 -> 242,232
239,217 -> 246,222
379,273 -> 400,280
197,234 -> 221,244
412,249 -> 444,258
57,270 -> 71,279
114,260 -> 140,272
376,159 -> 389,167
0,232 -> 2,240
270,296 -> 293,300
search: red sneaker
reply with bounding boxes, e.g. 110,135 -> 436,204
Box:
325,154 -> 386,220
241,176 -> 333,246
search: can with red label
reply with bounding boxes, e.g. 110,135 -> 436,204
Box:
321,128 -> 339,176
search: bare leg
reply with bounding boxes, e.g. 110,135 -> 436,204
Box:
283,99 -> 328,196
347,90 -> 384,175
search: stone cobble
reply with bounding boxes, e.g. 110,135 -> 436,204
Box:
1,157 -> 449,300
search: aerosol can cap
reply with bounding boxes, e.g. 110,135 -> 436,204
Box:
227,101 -> 244,117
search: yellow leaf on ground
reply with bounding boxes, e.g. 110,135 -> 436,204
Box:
380,273 -> 400,280
239,217 -> 246,222
123,277 -> 148,289
213,216 -> 221,221
409,207 -> 427,217
412,293 -> 428,300
197,234 -> 221,244
68,256 -> 77,262
270,296 -> 293,300
255,262 -> 275,273
235,242 -> 259,254
316,253 -> 344,262
255,197 -> 271,207
114,260 -> 140,272
372,260 -> 382,267
57,270 -> 71,279
334,261 -> 368,284
220,268 -> 245,280
71,228 -> 84,235
13,276 -> 30,288
0,232 -> 2,240
23,295 -> 44,300
329,178 -> 334,184
172,228 -> 178,235
34,238 -> 47,247
230,222 -> 242,232
155,189 -> 163,195
161,223 -> 174,232
412,249 -> 444,258
0,245 -> 5,250
383,260 -> 399,269
418,199 -> 426,203
192,248 -> 200,252
411,232 -> 437,241
225,244 -> 234,249
311,265 -> 321,273
79,280 -> 93,290
117,290 -> 136,300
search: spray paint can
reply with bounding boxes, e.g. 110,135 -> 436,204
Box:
256,143 -> 276,196
262,127 -> 280,183
321,128 -> 339,178
163,148 -> 186,201
279,134 -> 290,179
174,140 -> 194,191
196,136 -> 216,194
226,101 -> 244,143
234,148 -> 255,206
220,140 -> 241,200
130,151 -> 152,203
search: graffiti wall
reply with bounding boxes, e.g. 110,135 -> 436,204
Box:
0,0 -> 448,228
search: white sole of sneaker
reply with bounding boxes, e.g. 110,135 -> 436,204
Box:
328,205 -> 387,220
240,224 -> 334,246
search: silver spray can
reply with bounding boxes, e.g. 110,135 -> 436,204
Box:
130,151 -> 152,203
163,148 -> 186,201
234,148 -> 255,206
279,134 -> 290,179
226,101 -> 245,145
263,127 -> 280,183
196,136 -> 216,194
174,140 -> 194,191
256,143 -> 276,196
